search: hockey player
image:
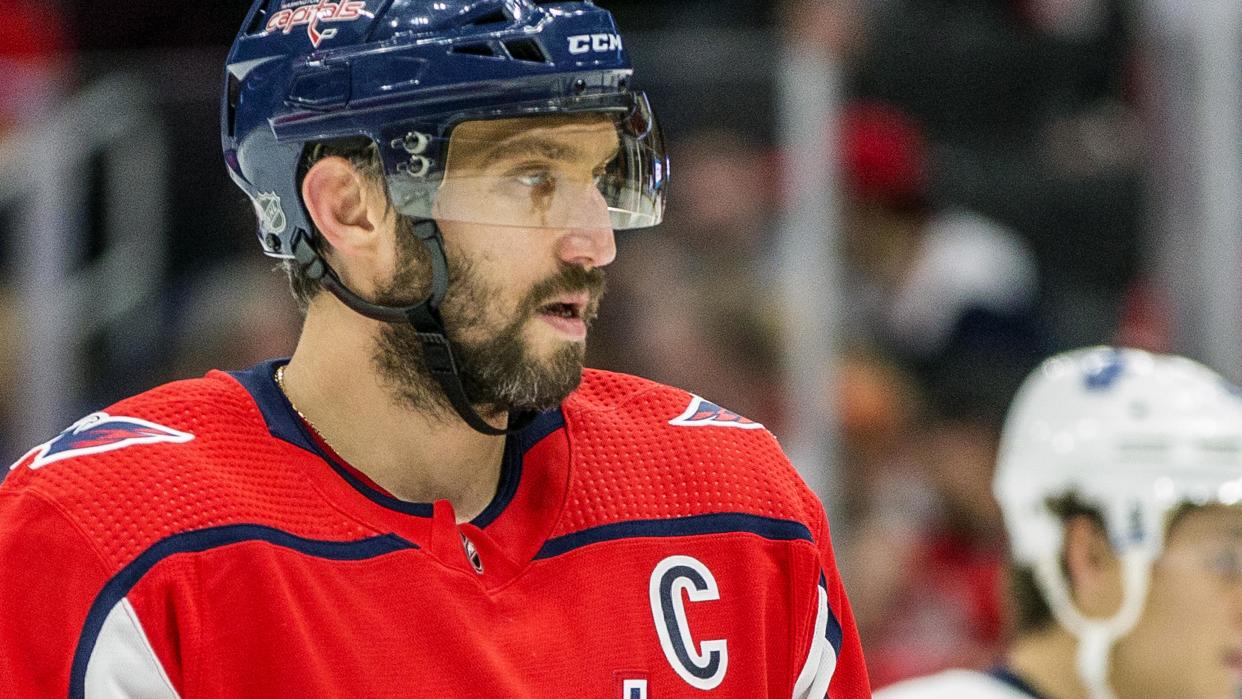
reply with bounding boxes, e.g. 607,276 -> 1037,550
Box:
0,1 -> 870,696
877,347 -> 1242,699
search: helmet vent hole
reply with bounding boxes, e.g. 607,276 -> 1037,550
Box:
451,43 -> 499,58
504,39 -> 548,63
245,6 -> 269,35
227,74 -> 242,137
462,8 -> 512,28
1200,439 -> 1242,460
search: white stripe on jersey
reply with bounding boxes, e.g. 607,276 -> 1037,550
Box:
792,583 -> 837,699
85,598 -> 180,699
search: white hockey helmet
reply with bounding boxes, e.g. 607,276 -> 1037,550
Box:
994,346 -> 1242,699
997,346 -> 1242,565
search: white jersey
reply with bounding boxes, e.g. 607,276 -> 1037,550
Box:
875,669 -> 1040,699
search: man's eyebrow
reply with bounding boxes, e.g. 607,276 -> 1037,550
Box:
482,136 -> 585,165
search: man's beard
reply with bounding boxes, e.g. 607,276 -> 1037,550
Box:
371,221 -> 606,421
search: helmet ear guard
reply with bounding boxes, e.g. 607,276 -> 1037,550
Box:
995,347 -> 1242,699
1033,548 -> 1156,699
1028,504 -> 1163,699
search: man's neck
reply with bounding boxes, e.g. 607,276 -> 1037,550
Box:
280,300 -> 508,523
1007,626 -> 1090,699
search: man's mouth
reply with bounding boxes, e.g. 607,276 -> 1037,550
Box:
537,293 -> 590,321
535,292 -> 592,340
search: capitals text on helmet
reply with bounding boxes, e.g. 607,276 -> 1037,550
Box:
265,0 -> 371,48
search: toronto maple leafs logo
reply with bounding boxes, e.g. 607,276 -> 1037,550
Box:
9,412 -> 195,472
669,395 -> 763,430
1083,348 -> 1126,391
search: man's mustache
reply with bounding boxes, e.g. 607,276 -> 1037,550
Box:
522,266 -> 607,317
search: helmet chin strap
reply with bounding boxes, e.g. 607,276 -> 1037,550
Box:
1033,547 -> 1156,699
291,221 -> 537,437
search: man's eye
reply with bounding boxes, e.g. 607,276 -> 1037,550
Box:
516,171 -> 553,188
1208,550 -> 1242,581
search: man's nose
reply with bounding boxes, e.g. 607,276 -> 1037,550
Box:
556,223 -> 617,270
555,184 -> 616,269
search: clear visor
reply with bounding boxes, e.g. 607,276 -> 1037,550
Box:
385,96 -> 666,230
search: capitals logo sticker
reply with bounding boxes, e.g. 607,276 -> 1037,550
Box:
669,395 -> 763,430
10,412 -> 195,472
265,0 -> 372,48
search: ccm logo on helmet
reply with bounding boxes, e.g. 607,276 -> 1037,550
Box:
266,0 -> 370,48
568,33 -> 622,55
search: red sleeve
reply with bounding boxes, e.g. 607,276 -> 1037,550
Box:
798,506 -> 871,698
0,490 -> 112,697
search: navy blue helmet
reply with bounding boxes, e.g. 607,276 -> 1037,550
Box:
223,0 -> 668,258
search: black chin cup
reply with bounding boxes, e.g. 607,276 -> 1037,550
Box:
291,224 -> 537,436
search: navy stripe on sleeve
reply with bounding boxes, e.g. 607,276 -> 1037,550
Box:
535,512 -> 815,559
70,525 -> 415,699
817,572 -> 843,654
826,599 -> 844,654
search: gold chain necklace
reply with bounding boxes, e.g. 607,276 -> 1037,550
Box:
274,365 -> 345,456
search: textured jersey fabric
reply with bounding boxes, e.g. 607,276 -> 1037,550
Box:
0,359 -> 869,698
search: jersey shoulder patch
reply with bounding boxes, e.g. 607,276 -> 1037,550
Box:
572,370 -> 764,430
558,370 -> 820,536
9,412 -> 194,472
668,394 -> 763,430
1,370 -> 374,571
4,372 -> 246,480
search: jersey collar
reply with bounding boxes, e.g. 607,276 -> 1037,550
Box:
228,358 -> 564,527
987,666 -> 1052,699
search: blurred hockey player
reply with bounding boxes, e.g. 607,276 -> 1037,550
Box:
877,347 -> 1242,699
0,1 -> 869,696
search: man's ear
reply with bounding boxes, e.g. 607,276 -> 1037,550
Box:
1064,515 -> 1122,618
301,156 -> 382,257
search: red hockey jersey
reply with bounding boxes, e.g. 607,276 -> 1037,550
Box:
0,360 -> 870,697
